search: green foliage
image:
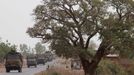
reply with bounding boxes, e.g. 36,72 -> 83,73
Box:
96,60 -> 128,75
0,41 -> 14,62
35,42 -> 46,54
27,0 -> 134,58
120,49 -> 134,59
43,71 -> 60,75
27,0 -> 134,74
20,44 -> 29,56
51,72 -> 60,75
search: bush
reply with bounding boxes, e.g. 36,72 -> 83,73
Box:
95,59 -> 128,75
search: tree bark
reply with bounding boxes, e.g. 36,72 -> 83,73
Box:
80,49 -> 104,75
80,40 -> 110,75
80,57 -> 94,75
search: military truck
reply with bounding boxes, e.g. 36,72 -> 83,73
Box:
5,50 -> 23,72
44,51 -> 53,62
37,58 -> 45,65
26,55 -> 37,68
36,54 -> 45,65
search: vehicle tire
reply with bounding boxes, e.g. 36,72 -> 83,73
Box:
35,65 -> 37,68
18,68 -> 22,72
27,65 -> 30,68
6,68 -> 10,73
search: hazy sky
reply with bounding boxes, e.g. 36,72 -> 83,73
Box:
0,0 -> 42,48
0,0 -> 101,49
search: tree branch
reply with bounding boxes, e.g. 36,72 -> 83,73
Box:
85,31 -> 98,49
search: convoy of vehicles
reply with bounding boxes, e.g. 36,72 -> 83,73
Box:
4,50 -> 54,73
26,51 -> 54,67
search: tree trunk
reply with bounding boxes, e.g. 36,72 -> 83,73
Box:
80,57 -> 95,75
80,40 -> 110,75
80,54 -> 103,75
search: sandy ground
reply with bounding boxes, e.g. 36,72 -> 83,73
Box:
35,58 -> 84,75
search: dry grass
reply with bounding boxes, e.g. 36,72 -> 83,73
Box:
35,58 -> 84,75
35,67 -> 84,75
0,63 -> 4,72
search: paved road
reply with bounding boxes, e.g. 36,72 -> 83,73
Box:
0,60 -> 55,75
0,65 -> 46,75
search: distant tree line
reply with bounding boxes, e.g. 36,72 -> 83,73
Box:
19,42 -> 46,57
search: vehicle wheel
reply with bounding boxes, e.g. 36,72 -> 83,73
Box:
18,68 -> 22,72
6,68 -> 10,73
35,65 -> 37,68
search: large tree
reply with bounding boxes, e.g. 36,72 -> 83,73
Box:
27,0 -> 134,75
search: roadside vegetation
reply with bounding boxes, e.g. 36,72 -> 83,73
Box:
27,0 -> 134,75
0,39 -> 16,62
36,59 -> 134,75
96,60 -> 127,75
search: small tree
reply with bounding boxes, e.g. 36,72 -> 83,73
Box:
0,40 -> 15,62
35,42 -> 46,54
27,0 -> 134,75
19,44 -> 29,57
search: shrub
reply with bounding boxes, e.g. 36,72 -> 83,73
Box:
95,59 -> 128,75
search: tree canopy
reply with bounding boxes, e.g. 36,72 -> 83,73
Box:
19,44 -> 29,56
27,0 -> 134,75
35,42 -> 46,54
0,40 -> 16,62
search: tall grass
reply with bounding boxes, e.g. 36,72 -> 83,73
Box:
35,67 -> 84,75
96,59 -> 128,75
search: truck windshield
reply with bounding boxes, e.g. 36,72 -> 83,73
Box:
7,54 -> 20,59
